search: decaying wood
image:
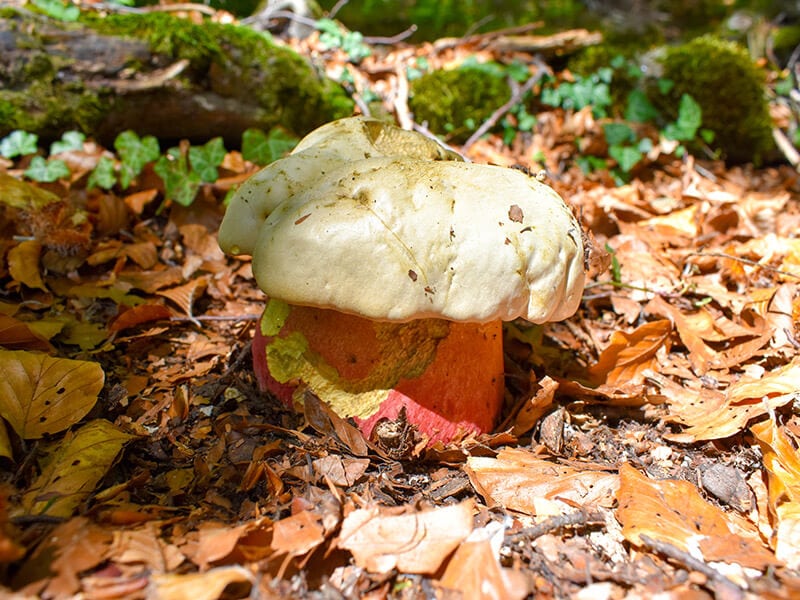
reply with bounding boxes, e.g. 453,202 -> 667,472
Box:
492,28 -> 603,57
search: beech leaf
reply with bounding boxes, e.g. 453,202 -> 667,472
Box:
22,419 -> 135,517
0,349 -> 104,438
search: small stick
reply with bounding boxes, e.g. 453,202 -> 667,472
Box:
638,534 -> 744,600
506,509 -> 605,541
461,57 -> 549,151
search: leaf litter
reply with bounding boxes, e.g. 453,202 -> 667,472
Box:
0,9 -> 800,600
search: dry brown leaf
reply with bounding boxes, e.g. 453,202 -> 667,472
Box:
157,277 -> 208,318
13,517 -> 112,598
0,349 -> 104,439
110,523 -> 185,572
616,463 -> 775,570
646,295 -> 772,373
7,240 -> 46,291
465,447 -> 618,515
588,319 -> 672,386
149,566 -> 254,600
666,357 -> 800,442
271,510 -> 326,557
337,500 -> 474,574
0,314 -> 52,352
511,375 -> 558,436
109,303 -> 173,333
186,519 -> 274,570
751,419 -> 800,567
438,539 -> 528,600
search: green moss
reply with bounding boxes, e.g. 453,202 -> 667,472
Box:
86,11 -> 353,134
653,35 -> 773,164
409,67 -> 510,142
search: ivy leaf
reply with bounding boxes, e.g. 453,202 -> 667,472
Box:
242,128 -> 298,165
664,94 -> 703,142
0,130 -> 39,158
188,137 -> 226,183
24,157 -> 70,182
625,89 -> 660,123
154,152 -> 201,207
115,131 -> 160,189
50,131 -> 85,155
608,145 -> 643,173
32,0 -> 79,21
87,156 -> 117,190
603,123 -> 636,146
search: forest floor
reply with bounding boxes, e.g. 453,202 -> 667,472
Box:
2,9 -> 800,600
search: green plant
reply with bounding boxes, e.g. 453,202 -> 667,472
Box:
316,18 -> 371,63
31,0 -> 79,21
242,128 -> 299,165
541,68 -> 613,118
24,156 -> 70,182
115,131 -> 160,190
0,131 -> 38,158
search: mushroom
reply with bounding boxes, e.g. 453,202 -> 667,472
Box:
219,117 -> 585,444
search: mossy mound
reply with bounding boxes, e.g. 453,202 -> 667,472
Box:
408,67 -> 510,142
653,35 -> 773,163
0,10 -> 352,144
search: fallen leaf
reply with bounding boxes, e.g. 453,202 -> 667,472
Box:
109,303 -> 173,333
149,566 -> 254,600
337,500 -> 474,574
271,510 -> 326,557
616,463 -> 775,570
666,357 -> 800,442
0,349 -> 104,438
438,539 -> 528,600
22,419 -> 135,517
7,240 -> 47,291
511,375 -> 558,436
465,448 -> 618,515
588,319 -> 672,386
12,517 -> 112,598
0,313 -> 52,352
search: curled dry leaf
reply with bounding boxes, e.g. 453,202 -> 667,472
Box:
588,319 -> 672,386
337,499 -> 474,574
0,313 -> 52,352
7,240 -> 47,292
438,539 -> 528,600
22,419 -> 136,518
616,463 -> 776,571
665,356 -> 800,442
149,566 -> 255,600
0,349 -> 104,439
751,419 -> 800,568
465,447 -> 618,515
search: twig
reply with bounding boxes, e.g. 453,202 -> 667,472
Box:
328,0 -> 349,19
90,2 -> 218,15
686,251 -> 800,280
363,25 -> 418,45
506,509 -> 605,541
638,534 -> 744,600
168,314 -> 261,323
772,127 -> 800,171
461,57 -> 549,151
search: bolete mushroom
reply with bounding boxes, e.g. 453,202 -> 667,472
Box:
219,117 -> 585,444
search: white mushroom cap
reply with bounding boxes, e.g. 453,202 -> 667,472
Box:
221,153 -> 585,324
219,117 -> 460,256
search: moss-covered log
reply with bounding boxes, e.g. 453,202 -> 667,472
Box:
0,7 -> 353,144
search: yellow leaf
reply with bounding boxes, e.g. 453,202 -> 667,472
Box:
150,566 -> 254,600
751,419 -> 800,508
0,173 -> 60,210
7,240 -> 47,291
0,350 -> 104,438
22,419 -> 135,517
